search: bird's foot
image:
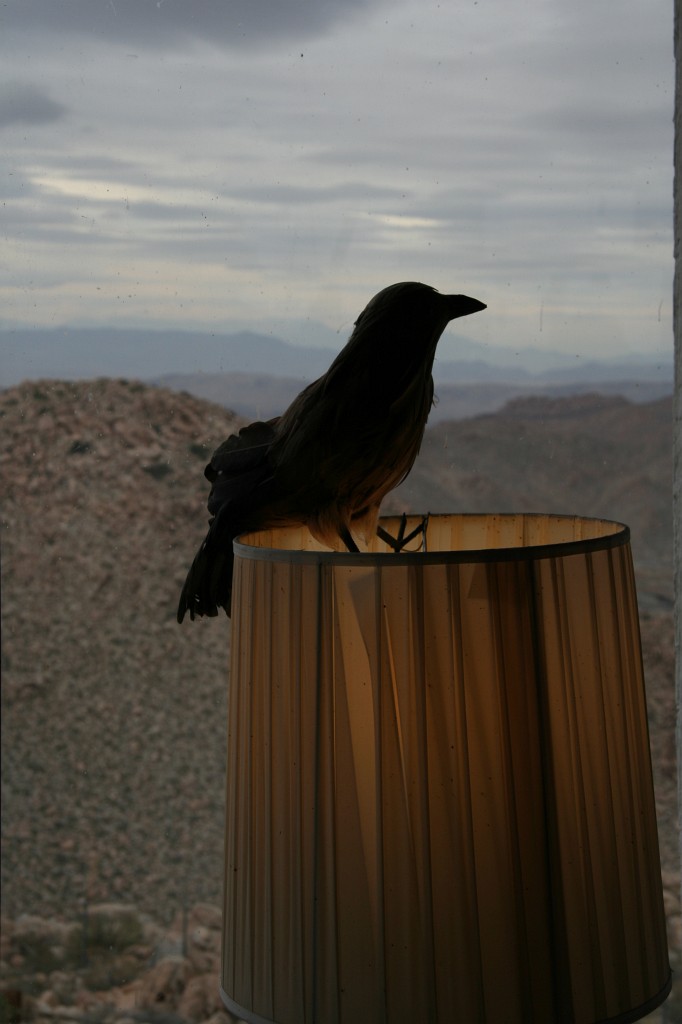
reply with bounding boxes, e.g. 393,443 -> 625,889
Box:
340,526 -> 360,552
377,513 -> 429,553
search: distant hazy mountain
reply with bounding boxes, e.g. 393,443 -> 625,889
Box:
0,326 -> 673,391
0,328 -> 330,387
151,369 -> 673,423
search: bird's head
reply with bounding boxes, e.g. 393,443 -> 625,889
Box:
351,281 -> 486,361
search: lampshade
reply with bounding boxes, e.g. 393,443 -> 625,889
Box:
221,513 -> 670,1024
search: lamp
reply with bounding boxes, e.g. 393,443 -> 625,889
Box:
220,513 -> 671,1024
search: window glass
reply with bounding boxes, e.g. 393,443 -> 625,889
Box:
1,3 -> 676,1019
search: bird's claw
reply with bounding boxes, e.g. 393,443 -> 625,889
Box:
377,513 -> 429,553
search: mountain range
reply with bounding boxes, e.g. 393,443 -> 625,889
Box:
0,326 -> 673,393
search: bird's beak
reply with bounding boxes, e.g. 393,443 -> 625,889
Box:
446,295 -> 487,320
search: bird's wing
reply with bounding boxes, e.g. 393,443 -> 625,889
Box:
178,418 -> 282,622
204,418 -> 280,517
205,418 -> 279,481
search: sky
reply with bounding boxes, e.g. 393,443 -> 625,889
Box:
0,0 -> 675,366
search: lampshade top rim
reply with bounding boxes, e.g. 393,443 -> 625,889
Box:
234,512 -> 630,566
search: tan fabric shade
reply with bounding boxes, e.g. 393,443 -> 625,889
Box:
221,513 -> 670,1024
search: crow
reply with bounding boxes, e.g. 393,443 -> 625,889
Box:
177,281 -> 486,622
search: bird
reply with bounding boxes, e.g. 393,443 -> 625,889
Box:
177,281 -> 486,622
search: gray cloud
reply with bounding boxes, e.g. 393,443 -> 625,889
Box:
5,0 -> 381,49
0,81 -> 67,127
525,102 -> 672,155
228,181 -> 404,205
0,0 -> 673,361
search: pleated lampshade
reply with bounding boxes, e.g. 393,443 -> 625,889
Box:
221,513 -> 670,1024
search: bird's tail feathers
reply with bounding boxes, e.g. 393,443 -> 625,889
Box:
177,516 -> 234,623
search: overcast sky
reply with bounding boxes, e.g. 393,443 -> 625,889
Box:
0,0 -> 674,363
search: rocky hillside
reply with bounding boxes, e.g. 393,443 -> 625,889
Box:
0,379 -> 678,1019
1,379 -> 241,921
389,392 -> 673,609
0,902 -> 230,1024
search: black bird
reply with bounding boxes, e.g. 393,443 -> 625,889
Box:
177,282 -> 486,622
